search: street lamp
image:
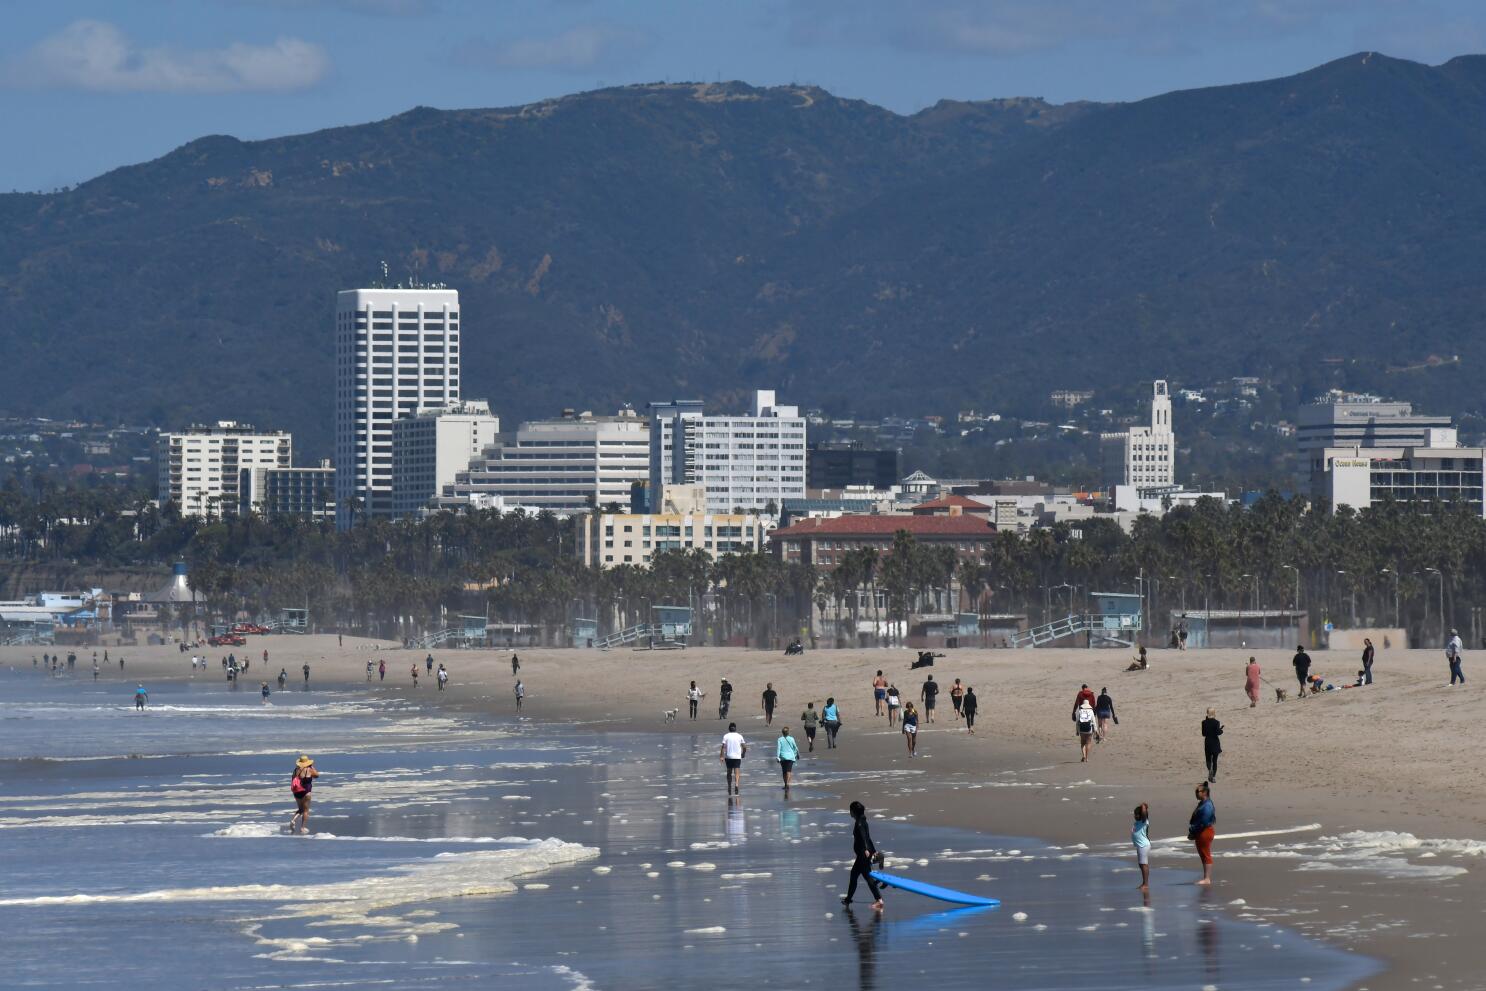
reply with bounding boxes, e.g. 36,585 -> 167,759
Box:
1336,570 -> 1356,627
1380,567 -> 1400,629
1280,564 -> 1300,611
1425,567 -> 1445,648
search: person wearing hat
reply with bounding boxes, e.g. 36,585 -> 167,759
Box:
1446,628 -> 1466,686
289,755 -> 319,834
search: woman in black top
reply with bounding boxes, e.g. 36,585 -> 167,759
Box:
961,687 -> 978,735
843,800 -> 884,910
1201,708 -> 1223,783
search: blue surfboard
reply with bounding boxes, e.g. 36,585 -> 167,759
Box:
869,871 -> 1000,907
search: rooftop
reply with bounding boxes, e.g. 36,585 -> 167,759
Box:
772,515 -> 995,538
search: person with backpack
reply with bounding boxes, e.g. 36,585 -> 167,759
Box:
289,755 -> 319,834
822,697 -> 842,749
1075,698 -> 1097,762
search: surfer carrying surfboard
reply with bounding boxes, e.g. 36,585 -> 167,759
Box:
842,800 -> 884,911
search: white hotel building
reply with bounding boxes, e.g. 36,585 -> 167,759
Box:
390,400 -> 500,519
648,390 -> 807,513
335,286 -> 461,527
158,421 -> 291,519
1124,380 -> 1175,488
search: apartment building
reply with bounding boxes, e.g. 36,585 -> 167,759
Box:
648,389 -> 807,513
158,422 -> 291,519
390,400 -> 500,519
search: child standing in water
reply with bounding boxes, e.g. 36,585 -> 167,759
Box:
1132,803 -> 1151,890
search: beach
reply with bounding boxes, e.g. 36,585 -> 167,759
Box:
5,635 -> 1482,989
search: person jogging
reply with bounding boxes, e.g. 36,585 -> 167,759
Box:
762,683 -> 778,725
842,800 -> 884,910
720,722 -> 747,796
1447,629 -> 1466,685
776,727 -> 799,793
289,755 -> 319,834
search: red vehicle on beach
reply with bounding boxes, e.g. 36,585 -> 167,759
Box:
209,633 -> 247,647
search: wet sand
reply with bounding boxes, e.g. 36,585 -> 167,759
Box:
10,635 -> 1483,989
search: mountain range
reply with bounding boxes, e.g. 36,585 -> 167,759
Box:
1,52 -> 1484,456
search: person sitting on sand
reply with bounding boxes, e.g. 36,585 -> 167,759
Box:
1126,646 -> 1149,672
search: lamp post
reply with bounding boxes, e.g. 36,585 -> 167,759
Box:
1336,570 -> 1356,628
1380,567 -> 1400,629
1240,573 -> 1252,645
1425,567 -> 1444,648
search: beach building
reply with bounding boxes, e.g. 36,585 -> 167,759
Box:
444,408 -> 649,513
1297,394 -> 1452,482
158,422 -> 291,519
574,485 -> 764,567
770,512 -> 996,570
648,390 -> 807,513
390,400 -> 500,519
335,282 -> 461,528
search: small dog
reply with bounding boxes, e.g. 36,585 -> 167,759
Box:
664,708 -> 678,723
1274,688 -> 1288,703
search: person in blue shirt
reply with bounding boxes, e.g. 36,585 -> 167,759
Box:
1131,802 -> 1151,891
776,727 -> 800,793
133,685 -> 148,711
1188,782 -> 1216,886
822,698 -> 842,749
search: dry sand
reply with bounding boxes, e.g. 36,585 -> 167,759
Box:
8,635 -> 1484,990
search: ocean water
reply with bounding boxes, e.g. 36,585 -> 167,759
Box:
0,671 -> 1379,990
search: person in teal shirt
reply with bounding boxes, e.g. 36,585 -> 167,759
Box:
1131,802 -> 1151,891
822,698 -> 842,749
776,727 -> 800,793
133,685 -> 148,711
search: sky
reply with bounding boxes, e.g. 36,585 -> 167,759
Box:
1,0 -> 1483,192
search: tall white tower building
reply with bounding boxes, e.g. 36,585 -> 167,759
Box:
1124,380 -> 1175,487
335,284 -> 460,527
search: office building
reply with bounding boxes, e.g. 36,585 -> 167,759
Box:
391,400 -> 500,519
1123,380 -> 1175,487
770,513 -> 996,570
248,461 -> 336,520
445,408 -> 649,513
335,284 -> 461,527
575,485 -> 763,567
159,422 -> 291,519
1313,437 -> 1485,516
1297,395 -> 1453,480
807,444 -> 899,491
649,390 -> 807,513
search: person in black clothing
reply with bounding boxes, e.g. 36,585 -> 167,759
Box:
843,800 -> 884,911
920,675 -> 938,723
1361,638 -> 1375,685
718,678 -> 733,719
1095,687 -> 1118,742
1292,646 -> 1312,697
961,687 -> 978,735
762,683 -> 777,725
1201,707 -> 1223,782
511,653 -> 521,676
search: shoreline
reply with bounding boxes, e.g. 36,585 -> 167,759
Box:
8,635 -> 1483,989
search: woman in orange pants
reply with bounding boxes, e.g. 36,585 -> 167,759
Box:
1188,781 -> 1215,885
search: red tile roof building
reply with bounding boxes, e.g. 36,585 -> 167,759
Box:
910,494 -> 991,516
770,514 -> 996,570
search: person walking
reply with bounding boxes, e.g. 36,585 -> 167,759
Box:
410,663 -> 419,688
277,668 -> 287,690
289,755 -> 319,835
134,684 -> 149,711
961,686 -> 978,735
949,678 -> 964,721
511,653 -> 521,676
1292,645 -> 1312,697
425,654 -> 434,676
873,671 -> 888,715
302,662 -> 311,687
687,680 -> 703,720
1244,657 -> 1262,707
1447,629 -> 1466,685
762,683 -> 778,725
718,678 -> 733,719
822,697 -> 842,749
514,679 -> 525,710
1095,687 -> 1117,742
1188,782 -> 1216,886
720,722 -> 747,796
1075,698 -> 1096,762
1361,638 -> 1375,686
366,660 -> 374,681
776,727 -> 799,793
885,685 -> 901,727
378,658 -> 386,682
436,663 -> 448,691
842,800 -> 884,910
802,701 -> 826,754
1201,708 -> 1223,782
261,681 -> 272,704
92,659 -> 99,681
920,675 -> 939,723
1132,802 -> 1151,891
901,701 -> 919,757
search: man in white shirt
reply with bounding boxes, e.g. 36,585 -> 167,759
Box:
719,723 -> 748,796
1447,628 -> 1466,686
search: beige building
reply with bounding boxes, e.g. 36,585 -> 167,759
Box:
575,485 -> 764,567
159,421 -> 291,519
391,400 -> 500,519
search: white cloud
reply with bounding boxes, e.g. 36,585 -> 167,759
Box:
3,20 -> 330,93
456,24 -> 646,72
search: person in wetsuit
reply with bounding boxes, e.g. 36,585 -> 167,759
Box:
842,800 -> 884,910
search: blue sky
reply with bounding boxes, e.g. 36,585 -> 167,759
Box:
2,0 -> 1483,191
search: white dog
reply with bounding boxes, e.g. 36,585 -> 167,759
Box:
664,708 -> 678,723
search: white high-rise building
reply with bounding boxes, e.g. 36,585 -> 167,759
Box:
391,400 -> 500,519
158,421 -> 291,519
1124,380 -> 1175,488
444,408 -> 650,513
335,285 -> 460,527
649,389 -> 808,513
